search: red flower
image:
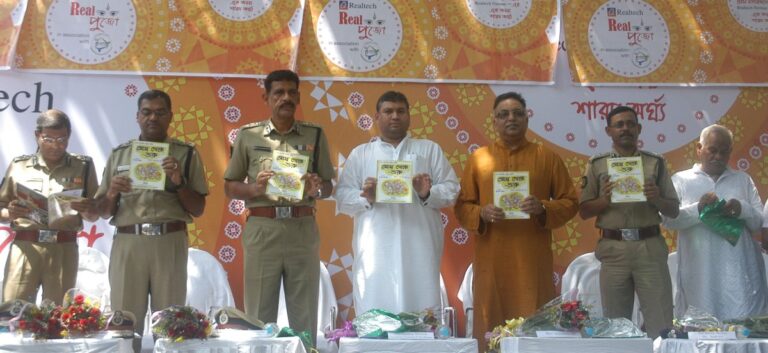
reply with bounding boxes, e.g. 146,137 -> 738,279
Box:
74,294 -> 85,305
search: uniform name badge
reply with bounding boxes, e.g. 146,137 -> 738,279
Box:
267,150 -> 309,200
607,156 -> 646,203
376,160 -> 413,204
493,171 -> 530,219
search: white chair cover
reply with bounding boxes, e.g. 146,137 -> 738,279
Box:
185,248 -> 236,315
560,252 -> 643,327
457,264 -> 473,313
667,251 -> 679,315
278,261 -> 338,353
75,247 -> 111,307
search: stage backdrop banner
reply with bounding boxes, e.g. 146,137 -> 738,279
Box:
297,0 -> 559,83
13,0 -> 304,77
0,0 -> 26,70
564,0 -> 768,86
3,61 -> 768,335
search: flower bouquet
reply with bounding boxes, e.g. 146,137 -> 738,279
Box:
486,317 -> 525,353
9,300 -> 64,339
518,292 -> 591,336
151,305 -> 212,342
60,290 -> 106,337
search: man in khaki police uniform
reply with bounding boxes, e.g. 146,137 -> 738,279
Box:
579,106 -> 679,338
95,90 -> 207,351
224,70 -> 334,344
0,109 -> 98,305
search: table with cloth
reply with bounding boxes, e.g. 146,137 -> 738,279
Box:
501,337 -> 652,353
656,338 -> 768,353
153,330 -> 306,353
338,337 -> 478,353
0,332 -> 132,352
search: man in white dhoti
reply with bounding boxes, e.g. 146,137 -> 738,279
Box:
335,91 -> 459,314
663,124 -> 768,320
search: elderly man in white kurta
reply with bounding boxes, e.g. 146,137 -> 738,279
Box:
663,125 -> 768,320
335,91 -> 459,314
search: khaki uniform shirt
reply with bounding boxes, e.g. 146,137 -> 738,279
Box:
0,153 -> 98,231
579,149 -> 678,229
224,120 -> 335,207
94,138 -> 208,226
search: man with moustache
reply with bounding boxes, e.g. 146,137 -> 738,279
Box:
95,89 -> 208,352
579,106 -> 679,338
0,109 -> 98,304
224,69 -> 334,344
664,124 -> 767,319
455,92 -> 578,348
335,91 -> 459,314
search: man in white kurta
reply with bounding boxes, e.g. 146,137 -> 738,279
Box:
663,125 -> 768,320
335,91 -> 459,314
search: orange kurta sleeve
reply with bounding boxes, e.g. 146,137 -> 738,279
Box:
542,152 -> 578,229
454,147 -> 487,235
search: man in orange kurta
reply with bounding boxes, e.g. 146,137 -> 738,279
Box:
455,92 -> 578,348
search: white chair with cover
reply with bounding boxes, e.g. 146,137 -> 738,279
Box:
560,252 -> 643,327
185,248 -> 236,315
278,261 -> 338,353
667,251 -> 679,316
75,247 -> 111,307
457,263 -> 473,337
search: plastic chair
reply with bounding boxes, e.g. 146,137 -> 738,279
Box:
75,247 -> 111,307
561,252 -> 643,327
278,261 -> 338,353
185,248 -> 236,315
457,264 -> 473,337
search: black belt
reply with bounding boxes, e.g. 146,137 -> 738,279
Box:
14,230 -> 77,243
248,206 -> 314,219
601,226 -> 660,241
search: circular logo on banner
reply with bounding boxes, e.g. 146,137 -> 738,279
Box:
46,0 -> 136,64
587,0 -> 669,77
316,0 -> 402,72
208,0 -> 272,22
727,0 -> 768,32
466,0 -> 532,29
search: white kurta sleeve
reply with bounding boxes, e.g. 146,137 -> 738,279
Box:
335,145 -> 372,216
740,175 -> 763,232
421,143 -> 459,209
663,172 -> 701,230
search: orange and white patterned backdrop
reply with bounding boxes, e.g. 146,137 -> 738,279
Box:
2,0 -> 768,336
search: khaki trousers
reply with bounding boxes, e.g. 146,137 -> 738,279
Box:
595,234 -> 673,338
2,240 -> 78,305
109,231 -> 187,352
243,215 -> 319,345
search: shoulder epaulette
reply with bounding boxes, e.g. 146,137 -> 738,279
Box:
70,153 -> 93,162
639,150 -> 664,160
11,154 -> 34,163
297,120 -> 321,128
113,141 -> 133,151
171,139 -> 195,148
588,152 -> 612,163
241,121 -> 267,130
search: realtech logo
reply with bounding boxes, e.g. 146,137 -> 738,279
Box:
70,2 -> 96,16
0,82 -> 54,113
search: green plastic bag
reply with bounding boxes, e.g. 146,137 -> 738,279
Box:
352,309 -> 404,338
698,199 -> 744,246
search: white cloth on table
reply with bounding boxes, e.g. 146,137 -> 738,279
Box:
663,165 -> 768,320
502,337 -> 651,353
185,248 -> 236,315
656,338 -> 768,353
154,332 -> 306,353
0,332 -> 132,353
335,136 -> 459,314
338,337 -> 477,353
560,252 -> 643,327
